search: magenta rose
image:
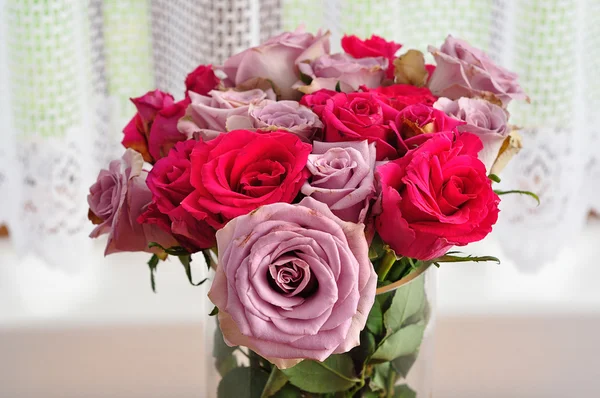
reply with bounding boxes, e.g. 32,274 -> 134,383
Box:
138,140 -> 216,252
181,129 -> 312,230
122,89 -> 189,163
225,100 -> 323,142
301,141 -> 376,223
396,103 -> 464,137
322,91 -> 401,161
341,34 -> 402,79
299,88 -> 337,118
178,88 -> 275,141
184,64 -> 220,97
296,53 -> 388,94
435,97 -> 510,171
209,197 -> 377,368
222,28 -> 330,100
368,84 -> 437,111
88,149 -> 177,255
428,35 -> 529,106
375,132 -> 500,260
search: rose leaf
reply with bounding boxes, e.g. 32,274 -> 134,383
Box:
217,366 -> 270,398
383,273 -> 426,334
371,322 -> 426,362
394,384 -> 417,398
365,298 -> 383,336
281,354 -> 360,393
261,367 -> 289,398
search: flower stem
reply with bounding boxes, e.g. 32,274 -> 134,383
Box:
386,365 -> 396,398
377,251 -> 397,282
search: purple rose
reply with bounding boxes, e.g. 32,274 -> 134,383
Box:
226,100 -> 323,142
428,35 -> 529,106
177,88 -> 275,141
209,197 -> 377,369
301,141 -> 376,223
222,28 -> 330,100
296,53 -> 388,94
434,97 -> 510,171
87,149 -> 177,255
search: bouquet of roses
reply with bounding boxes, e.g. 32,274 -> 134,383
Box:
87,27 -> 532,397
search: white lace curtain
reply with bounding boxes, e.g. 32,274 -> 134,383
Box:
0,0 -> 598,270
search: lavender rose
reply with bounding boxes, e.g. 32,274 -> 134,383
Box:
222,28 -> 330,100
435,97 -> 510,171
428,35 -> 529,106
226,100 -> 323,142
296,53 -> 388,94
177,88 -> 275,141
301,141 -> 376,223
88,149 -> 177,255
209,197 -> 377,369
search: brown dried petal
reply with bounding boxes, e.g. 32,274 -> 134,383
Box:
490,128 -> 523,175
393,49 -> 428,87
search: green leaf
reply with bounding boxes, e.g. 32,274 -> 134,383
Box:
362,391 -> 379,398
178,254 -> 208,287
383,274 -> 425,334
216,355 -> 238,377
335,81 -> 342,92
148,242 -> 189,256
213,322 -> 237,376
202,249 -> 213,270
349,329 -> 376,366
494,189 -> 540,205
394,384 -> 416,398
261,367 -> 289,398
435,254 -> 500,264
369,362 -> 390,392
392,353 -> 418,378
368,234 -> 385,261
147,254 -> 159,293
209,306 -> 219,316
372,323 -> 426,362
272,384 -> 303,398
365,299 -> 383,336
488,174 -> 501,183
217,366 -> 270,398
282,354 -> 360,393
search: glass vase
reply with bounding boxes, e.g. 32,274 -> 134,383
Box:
202,264 -> 437,397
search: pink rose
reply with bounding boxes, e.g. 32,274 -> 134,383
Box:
322,91 -> 401,161
225,100 -> 323,142
368,84 -> 437,111
209,197 -> 377,368
177,89 -> 275,141
184,64 -> 220,97
122,90 -> 189,163
181,129 -> 311,230
297,53 -> 387,94
375,132 -> 500,260
301,141 -> 376,223
88,149 -> 177,255
341,34 -> 402,79
396,103 -> 465,137
435,97 -> 510,171
138,140 -> 216,252
428,35 -> 529,106
222,28 -> 330,100
299,88 -> 337,118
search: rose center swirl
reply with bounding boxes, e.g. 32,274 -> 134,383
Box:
267,254 -> 318,298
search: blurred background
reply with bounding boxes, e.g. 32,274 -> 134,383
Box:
0,0 -> 599,397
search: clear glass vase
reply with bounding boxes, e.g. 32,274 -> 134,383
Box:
202,264 -> 437,397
